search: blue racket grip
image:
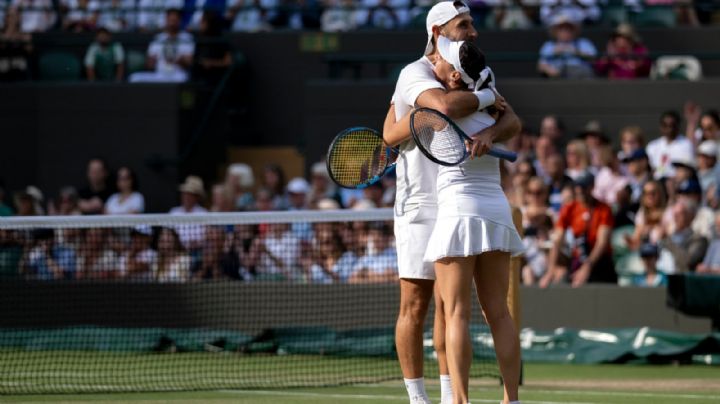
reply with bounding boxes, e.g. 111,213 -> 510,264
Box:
488,147 -> 517,162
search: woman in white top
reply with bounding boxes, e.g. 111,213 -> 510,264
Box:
155,227 -> 190,283
419,37 -> 525,404
564,139 -> 593,181
105,167 -> 145,214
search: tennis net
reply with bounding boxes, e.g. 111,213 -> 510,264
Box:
0,209 -> 501,394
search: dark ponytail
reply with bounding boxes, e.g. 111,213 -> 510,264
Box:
459,42 -> 486,83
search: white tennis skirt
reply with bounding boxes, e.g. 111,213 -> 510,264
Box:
424,216 -> 525,262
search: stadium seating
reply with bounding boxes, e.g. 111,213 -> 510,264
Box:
38,51 -> 82,81
633,6 -> 677,28
125,50 -> 147,77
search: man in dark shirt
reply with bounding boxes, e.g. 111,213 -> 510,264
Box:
78,158 -> 115,215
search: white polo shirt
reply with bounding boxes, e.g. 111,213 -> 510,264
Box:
391,56 -> 444,216
646,134 -> 695,179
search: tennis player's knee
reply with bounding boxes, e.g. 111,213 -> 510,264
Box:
399,279 -> 433,318
443,301 -> 471,323
482,304 -> 511,327
399,297 -> 430,322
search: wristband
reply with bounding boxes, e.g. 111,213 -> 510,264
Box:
473,88 -> 495,111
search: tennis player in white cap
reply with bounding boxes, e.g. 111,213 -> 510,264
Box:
424,35 -> 524,404
381,2 -> 522,403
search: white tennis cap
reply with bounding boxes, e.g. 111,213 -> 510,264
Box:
227,163 -> 254,188
698,140 -> 719,158
436,35 -> 473,85
287,177 -> 310,194
424,1 -> 471,55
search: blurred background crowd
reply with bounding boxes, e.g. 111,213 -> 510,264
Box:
2,97 -> 720,287
2,1 -> 719,286
1,1 -> 719,82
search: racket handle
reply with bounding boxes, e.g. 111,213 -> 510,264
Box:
488,147 -> 518,162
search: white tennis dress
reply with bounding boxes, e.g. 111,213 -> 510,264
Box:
424,111 -> 524,262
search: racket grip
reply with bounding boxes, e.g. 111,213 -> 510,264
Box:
488,147 -> 518,162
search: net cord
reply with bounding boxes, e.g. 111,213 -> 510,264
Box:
0,209 -> 395,229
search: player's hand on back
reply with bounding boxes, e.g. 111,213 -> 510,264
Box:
468,131 -> 494,159
491,88 -> 506,112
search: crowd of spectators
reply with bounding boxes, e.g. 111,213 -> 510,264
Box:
0,0 -> 717,35
0,156 -> 399,283
2,1 -> 718,82
2,100 -> 720,286
507,100 -> 720,288
537,16 -> 658,80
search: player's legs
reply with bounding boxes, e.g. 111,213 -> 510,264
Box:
433,284 -> 448,375
435,256 -> 476,404
395,207 -> 449,402
433,285 -> 453,404
473,251 -> 520,404
396,278 -> 434,378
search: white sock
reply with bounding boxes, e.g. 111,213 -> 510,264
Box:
404,377 -> 431,404
440,374 -> 453,404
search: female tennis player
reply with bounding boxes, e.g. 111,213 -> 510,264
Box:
425,36 -> 524,404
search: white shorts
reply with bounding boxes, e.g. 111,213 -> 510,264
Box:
394,206 -> 437,280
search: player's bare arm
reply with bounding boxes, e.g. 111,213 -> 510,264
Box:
382,104 -> 413,147
468,103 -> 521,158
415,87 -> 479,119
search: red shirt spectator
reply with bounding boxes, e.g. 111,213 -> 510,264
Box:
594,23 -> 651,80
541,173 -> 617,288
556,200 -> 613,256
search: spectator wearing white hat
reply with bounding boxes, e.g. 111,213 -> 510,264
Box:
225,163 -> 255,211
169,175 -> 207,252
170,176 -> 207,215
287,177 -> 313,241
697,140 -> 718,206
667,151 -> 697,208
287,177 -> 310,209
537,13 -> 596,79
24,186 -> 45,215
307,161 -> 342,209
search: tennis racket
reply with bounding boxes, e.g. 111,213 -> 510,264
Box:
410,107 -> 517,166
326,127 -> 398,189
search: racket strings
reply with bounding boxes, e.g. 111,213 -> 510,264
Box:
412,111 -> 467,165
328,130 -> 387,187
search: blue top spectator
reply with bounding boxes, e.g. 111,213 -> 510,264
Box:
632,242 -> 667,287
24,229 -> 77,280
537,14 -> 596,79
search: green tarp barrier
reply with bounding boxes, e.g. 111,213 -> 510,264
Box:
2,325 -> 718,365
520,327 -> 720,365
